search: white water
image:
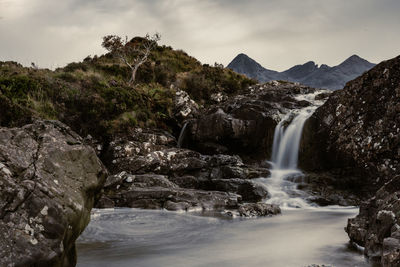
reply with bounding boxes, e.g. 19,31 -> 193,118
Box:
177,122 -> 188,148
261,91 -> 326,209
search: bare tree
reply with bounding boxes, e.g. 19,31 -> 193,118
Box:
102,33 -> 161,85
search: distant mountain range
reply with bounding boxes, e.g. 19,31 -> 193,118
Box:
227,54 -> 375,90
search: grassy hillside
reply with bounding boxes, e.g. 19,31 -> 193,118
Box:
0,40 -> 255,140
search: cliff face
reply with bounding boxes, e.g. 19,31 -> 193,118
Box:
302,55 -> 400,188
301,55 -> 400,265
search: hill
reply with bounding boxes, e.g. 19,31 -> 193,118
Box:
0,40 -> 256,141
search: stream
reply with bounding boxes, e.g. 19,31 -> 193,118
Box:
77,91 -> 375,266
77,208 -> 373,267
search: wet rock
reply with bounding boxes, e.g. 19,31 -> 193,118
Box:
296,172 -> 362,206
102,128 -> 271,206
0,120 -> 107,267
187,81 -> 320,161
238,203 -> 281,217
346,175 -> 400,265
302,55 -> 400,194
97,171 -> 241,211
210,179 -> 269,202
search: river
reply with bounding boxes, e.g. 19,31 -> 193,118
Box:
77,90 -> 376,267
77,207 -> 375,267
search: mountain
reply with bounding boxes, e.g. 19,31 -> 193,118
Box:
227,54 -> 375,90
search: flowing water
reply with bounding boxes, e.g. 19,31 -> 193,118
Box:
260,91 -> 325,208
77,91 -> 374,267
77,208 -> 373,267
177,122 -> 188,148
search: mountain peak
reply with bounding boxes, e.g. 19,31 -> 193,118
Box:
340,54 -> 373,66
228,53 -> 376,90
227,53 -> 284,81
229,53 -> 258,66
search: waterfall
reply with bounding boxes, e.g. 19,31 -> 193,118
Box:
177,122 -> 188,148
271,110 -> 312,170
259,91 -> 326,208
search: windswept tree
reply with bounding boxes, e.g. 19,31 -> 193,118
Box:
102,33 -> 161,85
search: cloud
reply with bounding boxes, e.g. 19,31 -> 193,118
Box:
0,0 -> 399,70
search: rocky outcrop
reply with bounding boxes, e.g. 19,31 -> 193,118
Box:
238,203 -> 281,217
97,172 -> 241,211
174,88 -> 199,123
0,120 -> 107,267
300,55 -> 400,265
346,176 -> 400,266
187,81 -> 321,161
302,55 -> 400,196
99,127 -> 271,211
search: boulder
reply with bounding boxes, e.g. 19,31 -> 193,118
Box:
301,55 -> 400,193
0,120 -> 107,267
346,175 -> 400,265
238,203 -> 281,217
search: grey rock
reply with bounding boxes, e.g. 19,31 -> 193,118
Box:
97,171 -> 241,211
187,81 -> 320,161
0,120 -> 107,267
238,203 -> 281,217
346,175 -> 400,266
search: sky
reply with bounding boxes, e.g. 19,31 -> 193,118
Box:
0,0 -> 399,71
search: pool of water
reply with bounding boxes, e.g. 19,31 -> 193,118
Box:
77,207 -> 376,267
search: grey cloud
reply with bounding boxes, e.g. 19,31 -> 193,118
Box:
0,0 -> 399,70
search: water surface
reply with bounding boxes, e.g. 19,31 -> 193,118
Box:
77,207 -> 373,267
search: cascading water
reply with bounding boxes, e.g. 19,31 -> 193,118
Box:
177,122 -> 188,148
260,91 -> 326,208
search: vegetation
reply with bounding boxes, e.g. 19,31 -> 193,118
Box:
0,38 -> 256,141
102,33 -> 161,85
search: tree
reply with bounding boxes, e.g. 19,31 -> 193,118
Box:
102,33 -> 161,85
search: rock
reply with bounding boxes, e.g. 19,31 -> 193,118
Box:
296,172 -> 362,206
346,175 -> 400,265
102,129 -> 272,206
97,171 -> 241,211
314,92 -> 331,100
238,203 -> 281,217
187,81 -> 320,161
209,179 -> 269,202
382,237 -> 400,266
302,55 -> 400,194
0,120 -> 107,267
174,88 -> 199,122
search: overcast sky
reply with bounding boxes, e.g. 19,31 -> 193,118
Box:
1,0 -> 399,70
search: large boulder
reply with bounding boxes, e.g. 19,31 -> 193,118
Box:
0,120 -> 107,267
346,175 -> 400,266
186,81 -> 320,161
301,55 -> 400,194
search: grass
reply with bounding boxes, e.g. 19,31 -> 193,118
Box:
0,39 -> 256,141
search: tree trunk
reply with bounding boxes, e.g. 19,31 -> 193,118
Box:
129,65 -> 140,85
